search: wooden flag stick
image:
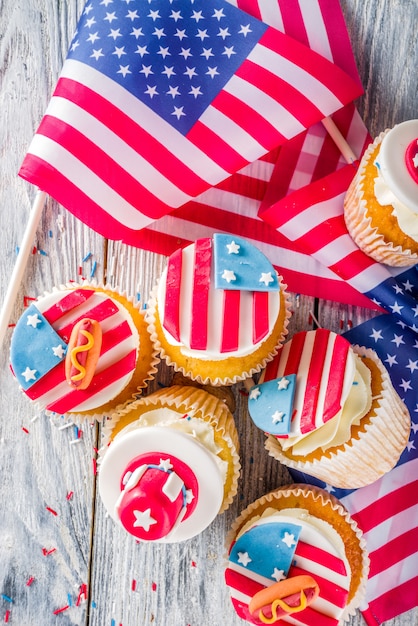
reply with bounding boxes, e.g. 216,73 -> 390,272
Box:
0,189 -> 47,348
321,116 -> 358,165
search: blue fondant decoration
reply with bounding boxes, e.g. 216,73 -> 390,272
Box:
229,521 -> 302,579
248,374 -> 296,436
213,233 -> 280,291
10,304 -> 67,390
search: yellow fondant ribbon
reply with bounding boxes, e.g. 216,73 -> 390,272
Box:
258,590 -> 308,624
70,329 -> 94,382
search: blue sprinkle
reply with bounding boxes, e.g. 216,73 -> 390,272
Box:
38,249 -> 48,256
67,593 -> 73,606
91,601 -> 97,609
49,230 -> 53,237
136,292 -> 141,302
82,252 -> 92,262
1,594 -> 13,603
90,261 -> 97,278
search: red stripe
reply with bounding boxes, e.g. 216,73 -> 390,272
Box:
211,89 -> 286,151
236,0 -> 262,20
42,289 -> 95,323
277,0 -> 309,45
282,330 -> 306,377
163,247 -> 183,342
369,576 -> 418,624
54,78 -> 208,199
225,567 -> 265,599
259,29 -> 363,105
186,119 -> 248,174
260,132 -> 306,210
328,247 -> 377,280
352,481 -> 418,533
289,564 -> 348,609
221,290 -> 240,353
56,299 -> 120,343
293,214 -> 351,255
369,526 -> 418,578
299,329 -> 329,433
215,171 -> 269,200
253,291 -> 270,344
46,350 -> 137,414
236,59 -> 324,131
322,334 -> 349,422
295,539 -> 348,576
190,238 -> 212,350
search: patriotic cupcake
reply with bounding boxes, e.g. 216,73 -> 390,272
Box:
248,329 -> 410,489
9,282 -> 159,421
225,485 -> 369,626
344,119 -> 418,266
146,234 -> 291,386
98,384 -> 240,542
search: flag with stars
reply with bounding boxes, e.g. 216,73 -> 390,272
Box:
19,0 -> 362,251
289,268 -> 418,624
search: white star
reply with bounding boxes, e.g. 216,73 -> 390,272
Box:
133,508 -> 157,531
135,45 -> 149,57
237,551 -> 252,567
223,46 -> 236,58
412,305 -> 418,317
201,48 -> 214,60
179,48 -> 192,60
21,367 -> 37,382
70,39 -> 80,52
189,85 -> 202,98
162,65 -> 176,78
159,458 -> 173,471
282,532 -> 297,548
117,65 -> 131,77
140,64 -> 153,77
389,301 -> 404,315
196,29 -> 209,41
407,439 -> 416,452
249,387 -> 261,400
170,10 -> 182,22
385,354 -> 398,367
104,11 -> 117,23
174,28 -> 187,40
153,27 -> 166,39
222,269 -> 236,283
130,27 -> 144,39
206,67 -> 219,78
271,568 -> 286,582
369,328 -> 383,342
87,31 -> 100,43
399,379 -> 413,392
91,48 -> 104,61
406,359 -> 418,373
26,313 -> 42,328
226,240 -> 240,254
148,9 -> 160,20
184,66 -> 197,79
259,272 -> 274,286
392,334 -> 405,347
411,421 -> 418,433
393,283 -> 404,294
112,46 -> 126,58
172,106 -> 186,120
402,280 -> 414,292
239,24 -> 252,36
85,16 -> 96,28
126,9 -> 139,20
144,84 -> 158,98
185,489 -> 194,504
212,8 -> 225,20
100,0 -> 113,6
217,27 -> 230,39
108,28 -> 122,40
277,377 -> 290,390
167,85 -> 181,98
272,411 -> 285,424
52,345 -> 65,359
157,46 -> 171,59
191,10 -> 204,22
413,154 -> 418,168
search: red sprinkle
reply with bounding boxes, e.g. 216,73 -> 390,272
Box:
26,576 -> 35,587
66,491 -> 74,500
92,458 -> 97,475
131,579 -> 137,591
76,584 -> 88,606
42,547 -> 56,556
53,605 -> 70,615
22,427 -> 29,434
46,506 -> 58,516
151,582 -> 157,592
4,610 -> 10,623
339,319 -> 344,329
23,296 -> 36,307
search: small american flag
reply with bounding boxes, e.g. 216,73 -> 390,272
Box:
18,0 -> 361,235
290,266 -> 418,625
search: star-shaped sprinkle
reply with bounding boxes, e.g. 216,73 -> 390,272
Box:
249,386 -> 261,400
159,458 -> 173,471
226,240 -> 240,254
185,489 -> 194,504
26,313 -> 42,328
259,272 -> 274,286
237,551 -> 252,567
52,345 -> 66,359
222,269 -> 236,283
21,367 -> 37,382
272,411 -> 285,424
277,377 -> 290,390
282,532 -> 297,548
133,508 -> 157,531
271,568 -> 286,582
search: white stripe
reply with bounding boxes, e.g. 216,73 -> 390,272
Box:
257,0 -> 284,30
61,59 -> 229,184
278,193 -> 345,241
44,96 -> 193,211
223,73 -> 305,140
366,552 -> 418,601
346,262 -> 396,294
27,135 -> 154,230
362,503 -> 418,553
299,0 -> 333,61
314,233 -> 359,267
248,43 -> 343,115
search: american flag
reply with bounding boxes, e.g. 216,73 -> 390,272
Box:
18,0 -> 361,231
18,0 -> 376,307
290,265 -> 418,625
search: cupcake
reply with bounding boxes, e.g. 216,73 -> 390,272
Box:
9,282 -> 159,421
146,234 -> 291,386
248,329 -> 410,489
225,485 -> 369,625
344,119 -> 418,266
98,384 -> 240,542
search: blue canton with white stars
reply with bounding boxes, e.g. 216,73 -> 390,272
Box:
68,0 -> 267,134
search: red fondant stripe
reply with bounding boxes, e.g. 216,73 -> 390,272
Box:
322,334 -> 350,422
225,566 -> 265,599
163,247 -> 182,342
282,330 -> 306,377
299,329 -> 329,434
253,291 -> 270,344
42,288 -> 95,323
295,540 -> 348,576
190,238 -> 212,350
221,290 -> 240,353
290,563 -> 348,609
56,298 -> 121,342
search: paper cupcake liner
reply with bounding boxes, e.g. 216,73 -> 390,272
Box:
28,280 -> 160,424
266,346 -> 410,489
226,484 -> 369,623
100,385 -> 241,513
145,276 -> 292,387
344,131 -> 418,267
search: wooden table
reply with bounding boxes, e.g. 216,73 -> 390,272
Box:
0,1 -> 417,624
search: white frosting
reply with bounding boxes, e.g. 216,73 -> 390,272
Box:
374,168 -> 418,242
157,243 -> 282,360
278,354 -> 372,456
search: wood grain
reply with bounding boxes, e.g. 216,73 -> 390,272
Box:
0,0 -> 416,624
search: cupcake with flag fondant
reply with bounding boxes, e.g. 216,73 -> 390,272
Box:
146,234 -> 291,386
225,484 -> 369,625
98,384 -> 240,542
248,329 -> 410,489
344,119 -> 418,266
9,282 -> 159,421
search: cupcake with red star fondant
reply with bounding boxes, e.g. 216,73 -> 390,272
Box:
9,282 -> 159,421
225,484 -> 369,626
248,328 -> 410,489
344,119 -> 418,266
98,384 -> 240,542
145,234 -> 291,386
